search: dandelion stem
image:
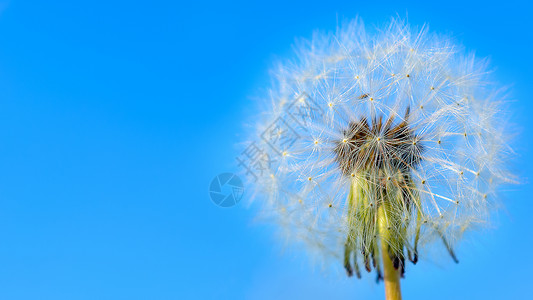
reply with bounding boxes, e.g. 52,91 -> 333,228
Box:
379,204 -> 402,300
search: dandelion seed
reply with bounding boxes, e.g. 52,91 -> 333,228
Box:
244,17 -> 515,300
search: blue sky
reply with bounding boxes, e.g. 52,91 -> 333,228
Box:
0,1 -> 531,299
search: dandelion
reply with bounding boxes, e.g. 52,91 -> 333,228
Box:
243,18 -> 514,299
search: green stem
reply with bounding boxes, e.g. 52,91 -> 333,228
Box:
378,204 -> 402,300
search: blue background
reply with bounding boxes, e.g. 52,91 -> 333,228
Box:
0,1 -> 530,299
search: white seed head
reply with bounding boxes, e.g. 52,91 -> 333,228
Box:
243,18 -> 515,277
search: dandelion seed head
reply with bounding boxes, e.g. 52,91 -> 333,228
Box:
243,17 -> 515,278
